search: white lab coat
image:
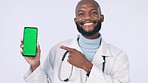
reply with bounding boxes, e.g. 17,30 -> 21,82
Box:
24,35 -> 130,83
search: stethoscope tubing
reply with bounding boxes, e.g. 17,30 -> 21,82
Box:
58,51 -> 73,82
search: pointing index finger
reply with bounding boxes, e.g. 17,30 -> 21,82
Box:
60,45 -> 74,52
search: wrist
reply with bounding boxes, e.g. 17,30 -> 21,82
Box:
82,61 -> 93,77
31,61 -> 40,71
82,61 -> 93,73
86,66 -> 92,77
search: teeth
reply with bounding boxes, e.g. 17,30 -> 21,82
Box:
84,23 -> 93,26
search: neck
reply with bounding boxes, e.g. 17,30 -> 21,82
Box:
83,32 -> 100,39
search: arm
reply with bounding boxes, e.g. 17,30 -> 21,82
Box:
24,66 -> 48,83
23,44 -> 55,83
23,48 -> 55,83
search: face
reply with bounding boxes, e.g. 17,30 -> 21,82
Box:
74,1 -> 104,36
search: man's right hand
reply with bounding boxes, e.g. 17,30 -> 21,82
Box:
20,40 -> 41,72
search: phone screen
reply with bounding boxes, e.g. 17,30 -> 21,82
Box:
23,27 -> 38,57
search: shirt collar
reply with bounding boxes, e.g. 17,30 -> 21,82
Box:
78,34 -> 102,49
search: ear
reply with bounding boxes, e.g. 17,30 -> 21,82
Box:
74,18 -> 76,23
100,15 -> 104,22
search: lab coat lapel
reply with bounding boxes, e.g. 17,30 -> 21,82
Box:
91,40 -> 111,69
67,35 -> 82,52
91,47 -> 104,68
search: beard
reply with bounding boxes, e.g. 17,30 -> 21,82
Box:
76,20 -> 102,36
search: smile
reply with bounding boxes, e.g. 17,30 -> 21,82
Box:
80,21 -> 97,26
84,23 -> 94,26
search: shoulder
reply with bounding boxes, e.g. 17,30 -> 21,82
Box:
108,43 -> 124,53
102,41 -> 129,65
104,41 -> 127,57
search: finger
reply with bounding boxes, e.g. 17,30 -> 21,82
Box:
60,45 -> 74,52
20,39 -> 24,49
20,50 -> 23,54
67,58 -> 71,63
36,43 -> 41,59
20,44 -> 24,48
67,58 -> 73,65
37,43 -> 41,53
68,54 -> 72,59
21,39 -> 23,43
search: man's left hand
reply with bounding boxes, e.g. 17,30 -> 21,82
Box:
60,46 -> 93,72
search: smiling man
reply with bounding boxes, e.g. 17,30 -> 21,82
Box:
21,0 -> 130,83
75,0 -> 103,39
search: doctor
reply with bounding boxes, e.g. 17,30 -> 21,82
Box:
21,0 -> 130,83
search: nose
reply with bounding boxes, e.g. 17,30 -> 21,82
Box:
84,13 -> 92,20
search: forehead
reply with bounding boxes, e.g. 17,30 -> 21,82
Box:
76,1 -> 99,12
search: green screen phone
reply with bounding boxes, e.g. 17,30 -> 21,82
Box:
23,27 -> 38,57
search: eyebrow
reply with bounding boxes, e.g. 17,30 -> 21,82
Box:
77,10 -> 84,13
77,8 -> 98,13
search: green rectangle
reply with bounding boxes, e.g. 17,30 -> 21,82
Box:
23,27 -> 38,57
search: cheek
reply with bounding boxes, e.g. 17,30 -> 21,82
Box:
75,16 -> 83,22
75,19 -> 82,26
94,17 -> 100,21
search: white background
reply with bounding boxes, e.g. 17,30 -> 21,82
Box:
0,0 -> 147,83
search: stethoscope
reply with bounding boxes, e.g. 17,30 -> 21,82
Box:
58,51 -> 73,82
58,50 -> 106,82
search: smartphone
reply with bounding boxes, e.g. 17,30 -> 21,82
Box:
23,27 -> 38,57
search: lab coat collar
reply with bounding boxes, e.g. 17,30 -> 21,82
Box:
100,40 -> 112,57
67,35 -> 82,52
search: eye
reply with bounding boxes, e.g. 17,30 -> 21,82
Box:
92,11 -> 98,14
90,9 -> 99,15
78,12 -> 84,16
